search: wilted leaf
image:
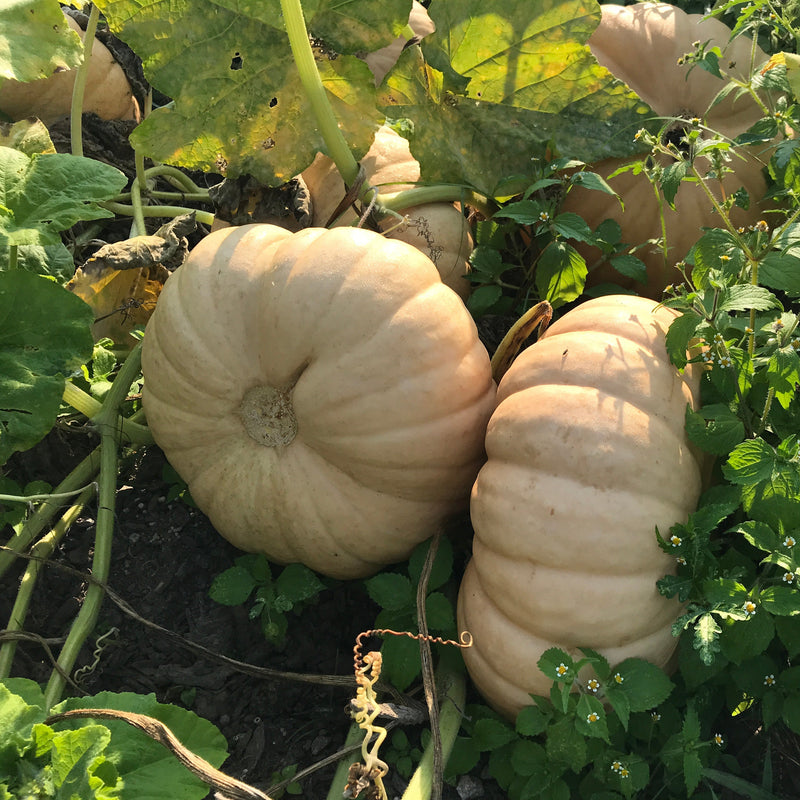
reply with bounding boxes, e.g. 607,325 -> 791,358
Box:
67,215 -> 193,343
0,118 -> 56,155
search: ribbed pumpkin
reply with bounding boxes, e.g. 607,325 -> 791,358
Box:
561,3 -> 776,298
141,224 -> 495,579
301,125 -> 473,299
457,294 -> 703,719
0,14 -> 139,125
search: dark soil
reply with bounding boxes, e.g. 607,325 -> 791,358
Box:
2,436 -> 492,800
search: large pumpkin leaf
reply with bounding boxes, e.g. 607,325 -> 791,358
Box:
93,0 -> 392,184
0,271 -> 94,465
0,0 -> 83,83
0,146 -> 127,248
379,46 -> 650,196
52,692 -> 229,800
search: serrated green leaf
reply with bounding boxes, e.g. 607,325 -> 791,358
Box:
723,439 -> 780,485
493,199 -> 546,225
760,585 -> 800,617
535,239 -> 587,309
760,252 -> 800,296
665,311 -> 703,368
274,563 -> 325,604
551,211 -> 594,243
716,284 -> 781,313
660,159 -> 690,208
766,347 -> 800,409
609,659 -> 674,712
208,565 -> 258,606
736,520 -> 781,554
365,572 -> 414,611
608,254 -> 648,283
545,716 -> 587,771
510,738 -> 547,777
538,648 -> 575,683
48,724 -> 119,798
408,536 -> 453,592
0,682 -> 44,775
471,718 -> 518,751
515,704 -> 549,737
0,1 -> 84,82
424,591 -> 455,633
0,271 -> 94,465
574,695 -> 609,741
683,749 -> 704,796
694,613 -> 723,665
685,403 -> 745,455
720,612 -> 775,664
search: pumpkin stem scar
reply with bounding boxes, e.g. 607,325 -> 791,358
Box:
238,362 -> 308,447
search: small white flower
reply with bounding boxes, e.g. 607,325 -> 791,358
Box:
743,600 -> 757,617
556,662 -> 569,677
587,711 -> 600,723
586,678 -> 601,693
714,733 -> 724,746
764,674 -> 776,687
614,672 -> 624,684
784,536 -> 797,548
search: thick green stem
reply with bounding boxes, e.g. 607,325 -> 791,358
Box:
0,448 -> 102,580
101,200 -> 215,227
7,245 -> 18,270
0,487 -> 93,678
62,381 -> 153,446
279,0 -> 359,185
401,665 -> 466,800
70,3 -> 101,157
43,343 -> 144,710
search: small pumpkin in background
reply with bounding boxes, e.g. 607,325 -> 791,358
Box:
561,2 -> 779,299
141,224 -> 495,580
457,294 -> 703,720
0,12 -> 139,125
302,125 -> 473,300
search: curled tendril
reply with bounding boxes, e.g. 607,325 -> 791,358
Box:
345,628 -> 472,800
353,628 -> 473,674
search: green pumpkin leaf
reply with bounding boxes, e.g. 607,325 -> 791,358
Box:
0,1 -> 83,82
0,147 -> 126,248
52,692 -> 228,800
0,271 -> 93,465
95,0 -> 383,185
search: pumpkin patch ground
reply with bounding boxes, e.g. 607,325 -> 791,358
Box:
3,1 -> 800,799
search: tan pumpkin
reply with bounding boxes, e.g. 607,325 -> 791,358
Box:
141,224 -> 495,579
0,14 -> 139,125
302,125 -> 473,300
364,1 -> 435,85
457,294 -> 703,719
561,3 -> 777,299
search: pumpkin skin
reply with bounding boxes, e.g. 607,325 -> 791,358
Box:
0,14 -> 139,125
364,1 -> 435,85
561,3 -> 775,298
141,224 -> 495,579
457,294 -> 703,719
302,125 -> 473,299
